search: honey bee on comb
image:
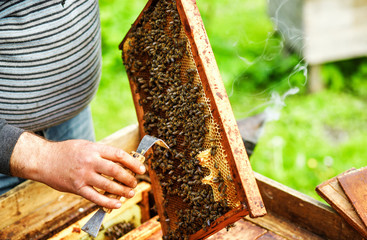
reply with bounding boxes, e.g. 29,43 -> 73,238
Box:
104,221 -> 136,240
120,0 -> 265,239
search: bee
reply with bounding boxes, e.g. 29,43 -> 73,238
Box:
214,161 -> 219,169
222,184 -> 227,193
212,177 -> 219,183
227,175 -> 233,182
218,182 -> 224,192
192,196 -> 201,201
211,145 -> 218,156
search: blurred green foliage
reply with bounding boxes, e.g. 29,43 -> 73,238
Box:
322,58 -> 367,97
91,0 -> 146,138
251,92 -> 367,199
93,0 -> 367,201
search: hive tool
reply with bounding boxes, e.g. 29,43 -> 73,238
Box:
81,135 -> 169,237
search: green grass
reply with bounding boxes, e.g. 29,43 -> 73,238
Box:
93,0 -> 367,201
249,91 -> 367,200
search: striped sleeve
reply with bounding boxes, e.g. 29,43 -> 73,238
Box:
0,0 -> 101,131
0,118 -> 24,175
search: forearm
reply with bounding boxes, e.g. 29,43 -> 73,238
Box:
10,131 -> 50,181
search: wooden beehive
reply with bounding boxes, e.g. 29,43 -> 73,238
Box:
119,0 -> 266,239
2,124 -> 362,239
269,0 -> 367,65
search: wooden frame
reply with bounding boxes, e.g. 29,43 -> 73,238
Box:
119,0 -> 265,238
174,0 -> 265,218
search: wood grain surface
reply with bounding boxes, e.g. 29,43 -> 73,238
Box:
316,168 -> 367,238
338,167 -> 367,230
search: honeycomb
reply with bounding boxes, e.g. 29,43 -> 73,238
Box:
121,0 -> 243,238
104,221 -> 135,240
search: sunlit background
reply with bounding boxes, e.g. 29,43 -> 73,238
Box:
93,0 -> 367,201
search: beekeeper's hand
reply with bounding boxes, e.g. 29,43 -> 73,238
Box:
10,132 -> 146,209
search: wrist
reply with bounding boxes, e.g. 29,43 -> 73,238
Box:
10,132 -> 52,181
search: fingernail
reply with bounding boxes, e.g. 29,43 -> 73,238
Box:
115,202 -> 122,208
140,165 -> 146,174
128,190 -> 135,198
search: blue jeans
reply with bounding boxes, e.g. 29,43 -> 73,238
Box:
0,106 -> 95,195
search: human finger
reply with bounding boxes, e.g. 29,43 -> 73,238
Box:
89,173 -> 135,199
94,159 -> 138,188
78,185 -> 123,209
96,144 -> 146,175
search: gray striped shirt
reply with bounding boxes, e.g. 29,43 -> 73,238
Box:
0,0 -> 101,131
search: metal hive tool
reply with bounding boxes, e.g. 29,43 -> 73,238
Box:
119,0 -> 266,239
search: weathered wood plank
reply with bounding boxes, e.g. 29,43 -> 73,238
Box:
316,168 -> 367,238
245,212 -> 324,240
1,193 -> 93,240
304,0 -> 367,64
145,230 -> 163,240
255,172 -> 363,240
207,219 -> 267,240
0,180 -> 70,229
99,123 -> 140,151
139,190 -> 151,223
119,216 -> 161,240
256,231 -> 287,240
338,167 -> 367,230
0,181 -> 94,240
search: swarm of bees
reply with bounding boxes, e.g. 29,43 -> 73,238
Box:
104,221 -> 136,240
122,0 -> 240,239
